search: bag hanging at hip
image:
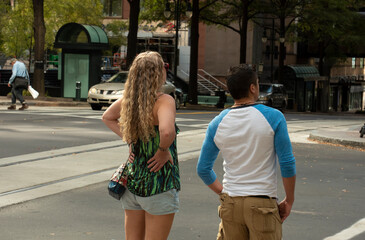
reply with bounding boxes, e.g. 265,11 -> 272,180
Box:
13,77 -> 28,89
108,160 -> 129,200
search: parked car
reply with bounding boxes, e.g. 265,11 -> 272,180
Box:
175,87 -> 184,110
257,83 -> 288,110
87,71 -> 178,110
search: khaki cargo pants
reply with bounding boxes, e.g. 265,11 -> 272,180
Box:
217,193 -> 282,240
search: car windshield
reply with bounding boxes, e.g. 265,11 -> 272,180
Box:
260,84 -> 272,93
107,72 -> 128,83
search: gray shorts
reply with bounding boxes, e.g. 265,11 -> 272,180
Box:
121,188 -> 179,215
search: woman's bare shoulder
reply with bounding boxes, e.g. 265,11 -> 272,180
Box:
154,93 -> 175,111
157,93 -> 175,103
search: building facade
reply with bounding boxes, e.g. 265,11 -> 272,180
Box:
105,0 -> 365,112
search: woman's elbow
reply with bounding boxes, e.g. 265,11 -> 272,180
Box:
101,113 -> 108,123
101,115 -> 114,126
160,128 -> 176,139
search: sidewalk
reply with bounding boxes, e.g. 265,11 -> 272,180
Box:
308,125 -> 365,150
0,95 -> 89,107
0,96 -> 221,110
0,128 -> 207,208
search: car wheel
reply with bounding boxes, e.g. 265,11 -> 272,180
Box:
281,101 -> 287,111
268,100 -> 273,107
90,104 -> 102,110
175,96 -> 182,110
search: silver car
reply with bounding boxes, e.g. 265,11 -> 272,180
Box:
87,71 -> 177,110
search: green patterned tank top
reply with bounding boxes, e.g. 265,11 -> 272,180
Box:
126,125 -> 180,197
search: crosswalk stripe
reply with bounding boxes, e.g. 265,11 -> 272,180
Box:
323,218 -> 365,240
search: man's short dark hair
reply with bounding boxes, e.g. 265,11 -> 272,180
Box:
226,65 -> 257,100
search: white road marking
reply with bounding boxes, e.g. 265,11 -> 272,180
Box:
291,210 -> 319,216
323,218 -> 365,240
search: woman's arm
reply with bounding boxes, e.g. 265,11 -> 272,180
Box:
157,94 -> 176,150
102,97 -> 123,139
147,94 -> 176,172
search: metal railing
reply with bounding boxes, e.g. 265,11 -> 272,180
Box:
198,69 -> 227,90
180,69 -> 215,94
180,69 -> 228,95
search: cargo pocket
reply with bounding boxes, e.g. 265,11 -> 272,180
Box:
251,206 -> 280,233
218,193 -> 234,222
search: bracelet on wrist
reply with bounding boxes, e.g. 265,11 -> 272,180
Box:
158,146 -> 168,152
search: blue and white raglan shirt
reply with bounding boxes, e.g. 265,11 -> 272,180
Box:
197,104 -> 296,198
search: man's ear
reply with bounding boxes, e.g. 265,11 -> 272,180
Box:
249,83 -> 257,94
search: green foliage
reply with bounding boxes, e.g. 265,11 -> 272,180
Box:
0,0 -> 103,57
44,0 -> 103,50
140,0 -> 168,22
297,0 -> 364,59
140,0 -> 194,24
104,20 -> 128,55
0,0 -> 33,57
200,0 -> 261,33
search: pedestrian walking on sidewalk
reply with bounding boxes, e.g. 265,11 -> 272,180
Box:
7,58 -> 30,110
197,65 -> 296,240
102,51 -> 180,240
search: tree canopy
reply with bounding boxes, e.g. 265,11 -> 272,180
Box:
0,0 -> 103,57
296,0 -> 365,73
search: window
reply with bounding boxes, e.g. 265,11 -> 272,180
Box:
360,58 -> 364,68
352,57 -> 356,68
101,0 -> 122,17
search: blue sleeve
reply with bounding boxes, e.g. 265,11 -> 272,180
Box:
254,105 -> 296,178
9,63 -> 18,84
274,116 -> 296,178
197,110 -> 229,185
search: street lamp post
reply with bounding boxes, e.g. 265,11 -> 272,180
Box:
164,0 -> 192,83
261,17 -> 285,83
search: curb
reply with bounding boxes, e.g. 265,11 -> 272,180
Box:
0,101 -> 89,107
309,131 -> 365,150
0,98 -> 223,110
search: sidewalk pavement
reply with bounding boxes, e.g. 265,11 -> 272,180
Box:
1,95 -> 364,151
0,128 -> 207,208
0,95 -> 220,109
309,126 -> 365,150
0,95 -> 89,107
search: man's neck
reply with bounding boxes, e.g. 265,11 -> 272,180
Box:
232,97 -> 256,107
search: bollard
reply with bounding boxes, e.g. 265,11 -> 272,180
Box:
215,90 -> 227,108
75,81 -> 81,101
360,123 -> 365,138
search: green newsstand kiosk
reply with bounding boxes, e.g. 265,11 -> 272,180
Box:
54,23 -> 109,100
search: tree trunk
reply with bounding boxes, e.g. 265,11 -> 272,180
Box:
318,41 -> 330,112
278,16 -> 285,84
126,0 -> 140,68
318,41 -> 324,75
188,0 -> 199,104
240,1 -> 248,63
32,0 -> 45,96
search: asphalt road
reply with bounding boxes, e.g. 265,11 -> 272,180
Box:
0,107 -> 219,158
1,107 -> 364,239
0,143 -> 364,240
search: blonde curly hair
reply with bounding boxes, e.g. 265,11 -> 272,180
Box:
119,51 -> 165,144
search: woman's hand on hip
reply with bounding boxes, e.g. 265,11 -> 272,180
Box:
128,144 -> 135,163
147,150 -> 173,173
